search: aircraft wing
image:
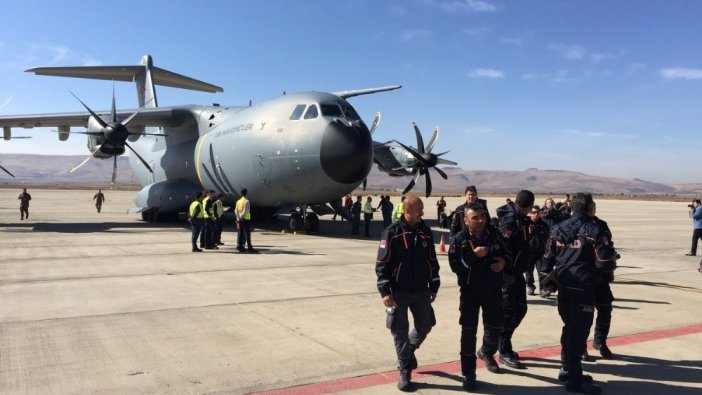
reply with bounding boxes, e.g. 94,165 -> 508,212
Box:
0,107 -> 189,129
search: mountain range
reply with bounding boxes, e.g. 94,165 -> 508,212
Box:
0,154 -> 699,196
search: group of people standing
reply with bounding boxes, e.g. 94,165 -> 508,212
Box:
187,189 -> 256,254
375,188 -> 618,394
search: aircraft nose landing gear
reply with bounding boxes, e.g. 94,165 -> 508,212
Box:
287,205 -> 319,233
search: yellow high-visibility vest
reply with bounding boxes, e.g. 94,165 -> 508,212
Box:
201,196 -> 211,218
189,200 -> 203,218
393,202 -> 404,221
214,199 -> 224,217
236,197 -> 251,220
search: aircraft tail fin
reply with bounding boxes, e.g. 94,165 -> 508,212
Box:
27,55 -> 224,108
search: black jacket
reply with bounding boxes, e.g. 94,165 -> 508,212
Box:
496,202 -> 530,273
527,219 -> 550,264
376,219 -> 441,297
543,213 -> 617,287
448,224 -> 512,291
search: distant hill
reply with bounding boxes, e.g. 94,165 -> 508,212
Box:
1,154 -> 700,196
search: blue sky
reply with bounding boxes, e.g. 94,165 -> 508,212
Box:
1,0 -> 701,183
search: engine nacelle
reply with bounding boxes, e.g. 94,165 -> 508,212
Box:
133,180 -> 202,214
58,125 -> 70,141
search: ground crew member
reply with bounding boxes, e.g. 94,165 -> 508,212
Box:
436,196 -> 446,220
448,202 -> 511,391
380,195 -> 394,228
542,192 -> 617,394
392,195 -> 405,222
363,196 -> 375,237
495,189 -> 534,369
18,188 -> 31,220
93,189 -> 105,213
213,194 -> 225,246
188,192 -> 204,252
376,194 -> 440,392
236,188 -> 257,253
350,196 -> 362,235
201,190 -> 218,250
450,185 -> 489,237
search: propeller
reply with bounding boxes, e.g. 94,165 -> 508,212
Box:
397,122 -> 457,197
369,112 -> 381,135
0,164 -> 15,177
67,88 -> 165,184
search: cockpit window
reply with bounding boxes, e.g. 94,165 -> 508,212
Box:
304,104 -> 319,119
321,104 -> 343,117
342,105 -> 361,121
289,104 -> 306,120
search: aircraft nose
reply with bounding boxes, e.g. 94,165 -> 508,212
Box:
320,119 -> 373,184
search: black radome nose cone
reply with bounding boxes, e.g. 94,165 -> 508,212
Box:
320,120 -> 373,184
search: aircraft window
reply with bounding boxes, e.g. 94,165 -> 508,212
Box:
304,104 -> 319,119
321,104 -> 342,117
289,104 -> 306,120
342,105 -> 361,121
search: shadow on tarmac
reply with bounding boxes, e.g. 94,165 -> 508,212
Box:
0,221 -> 188,233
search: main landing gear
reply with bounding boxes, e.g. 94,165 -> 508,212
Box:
287,205 -> 319,233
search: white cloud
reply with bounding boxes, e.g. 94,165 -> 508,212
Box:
81,55 -> 102,66
461,27 -> 492,39
661,68 -> 702,80
418,0 -> 498,13
401,28 -> 432,42
466,68 -> 504,79
549,43 -> 587,60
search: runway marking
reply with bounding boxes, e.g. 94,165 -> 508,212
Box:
248,322 -> 702,395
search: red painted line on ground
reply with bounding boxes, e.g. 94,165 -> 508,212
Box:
249,322 -> 702,395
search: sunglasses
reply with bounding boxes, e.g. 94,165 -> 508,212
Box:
529,211 -> 539,214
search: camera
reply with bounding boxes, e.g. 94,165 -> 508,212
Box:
689,204 -> 695,209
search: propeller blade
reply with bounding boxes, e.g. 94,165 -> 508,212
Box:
434,166 -> 448,180
436,158 -> 458,166
425,127 -> 439,153
111,154 -> 117,188
412,122 -> 425,154
125,142 -> 153,173
68,155 -> 93,173
111,84 -> 117,123
424,170 -> 433,198
402,171 -> 421,195
128,132 -> 168,137
120,97 -> 154,127
0,164 -> 15,177
396,140 -> 427,165
362,178 -> 367,191
369,112 -> 381,135
54,130 -> 103,136
70,91 -> 108,128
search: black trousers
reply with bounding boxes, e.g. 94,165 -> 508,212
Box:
593,281 -> 613,345
387,289 -> 436,372
499,275 -> 528,354
351,217 -> 360,234
691,228 -> 702,254
558,284 -> 595,384
237,219 -> 253,249
459,286 -> 502,376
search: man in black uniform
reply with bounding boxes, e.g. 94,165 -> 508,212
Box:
376,194 -> 440,392
590,212 -> 617,359
543,193 -> 617,394
526,205 -> 550,296
450,185 -> 489,237
448,202 -> 511,391
18,188 -> 31,220
495,189 -> 534,369
350,196 -> 362,235
93,189 -> 106,213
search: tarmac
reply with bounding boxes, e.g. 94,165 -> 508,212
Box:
0,189 -> 700,395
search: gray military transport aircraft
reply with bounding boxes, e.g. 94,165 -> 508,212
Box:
0,55 -> 455,231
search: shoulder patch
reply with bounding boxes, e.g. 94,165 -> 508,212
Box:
502,229 -> 512,238
449,244 -> 456,253
379,239 -> 387,249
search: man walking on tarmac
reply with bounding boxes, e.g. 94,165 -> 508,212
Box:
543,193 -> 617,394
93,189 -> 106,213
375,194 -> 441,392
495,189 -> 534,369
18,188 -> 31,220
